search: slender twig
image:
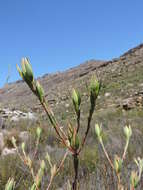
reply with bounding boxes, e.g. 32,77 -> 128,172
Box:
76,111 -> 80,133
122,139 -> 129,160
46,151 -> 68,190
47,175 -> 54,190
100,139 -> 114,169
42,101 -> 75,154
33,137 -> 40,160
56,150 -> 68,173
78,105 -> 94,154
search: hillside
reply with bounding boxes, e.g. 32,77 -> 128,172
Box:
0,44 -> 143,189
0,44 -> 143,112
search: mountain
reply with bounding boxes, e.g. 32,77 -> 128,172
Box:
0,43 -> 143,112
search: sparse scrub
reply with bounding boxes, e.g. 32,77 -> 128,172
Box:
15,58 -> 100,189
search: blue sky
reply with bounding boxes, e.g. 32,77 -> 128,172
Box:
0,0 -> 143,87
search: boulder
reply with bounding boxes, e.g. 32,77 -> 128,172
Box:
2,147 -> 17,156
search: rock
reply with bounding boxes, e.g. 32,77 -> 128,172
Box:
0,108 -> 37,122
2,147 -> 17,156
122,98 -> 135,110
105,92 -> 111,97
65,103 -> 69,108
139,83 -> 143,87
11,116 -> 19,122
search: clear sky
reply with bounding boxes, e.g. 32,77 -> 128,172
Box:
0,0 -> 143,87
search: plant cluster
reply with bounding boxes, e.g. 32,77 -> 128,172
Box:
3,58 -> 143,190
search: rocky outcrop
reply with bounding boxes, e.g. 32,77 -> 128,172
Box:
0,108 -> 37,124
120,90 -> 143,110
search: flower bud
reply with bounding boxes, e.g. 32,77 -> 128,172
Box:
114,155 -> 122,173
36,81 -> 45,102
21,142 -> 25,152
35,160 -> 45,187
72,88 -> 81,115
5,178 -> 15,190
51,164 -> 57,177
40,160 -> 46,171
134,157 -> 143,179
74,134 -> 80,150
67,180 -> 72,190
21,58 -> 26,74
124,125 -> 132,140
89,76 -> 100,105
30,184 -> 36,190
36,127 -> 42,139
16,64 -> 24,80
134,157 -> 143,168
22,58 -> 34,83
130,171 -> 139,188
11,136 -> 17,148
70,133 -> 79,150
17,58 -> 34,85
95,124 -> 102,138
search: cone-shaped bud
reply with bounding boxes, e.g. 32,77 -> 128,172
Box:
74,134 -> 80,150
5,178 -> 15,190
36,127 -> 42,139
114,155 -> 122,173
130,171 -> 139,188
21,142 -> 25,152
16,64 -> 24,80
70,128 -> 79,150
134,157 -> 143,169
24,58 -> 33,80
72,88 -> 81,115
95,124 -> 102,138
51,164 -> 57,177
89,76 -> 100,105
67,180 -> 72,190
22,58 -> 34,83
36,81 -> 45,102
21,58 -> 26,74
45,152 -> 52,168
134,157 -> 143,179
30,184 -> 36,190
11,136 -> 17,148
40,160 -> 46,171
66,139 -> 71,148
36,160 -> 45,187
17,58 -> 34,85
124,125 -> 132,140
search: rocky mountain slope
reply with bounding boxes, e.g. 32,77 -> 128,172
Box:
0,43 -> 143,112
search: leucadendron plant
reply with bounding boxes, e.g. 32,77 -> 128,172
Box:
16,58 -> 101,190
95,124 -> 143,190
